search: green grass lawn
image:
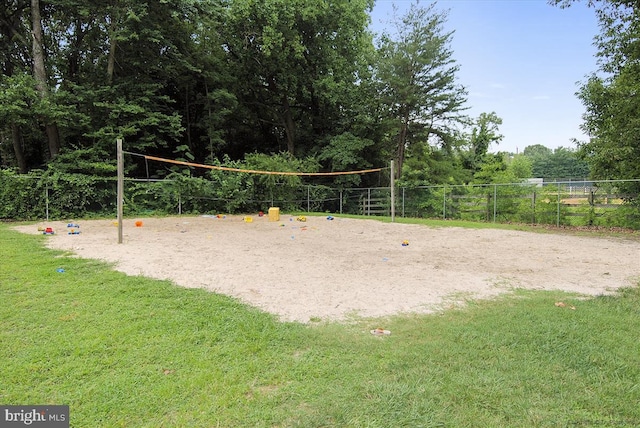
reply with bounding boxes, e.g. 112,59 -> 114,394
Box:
1,221 -> 639,427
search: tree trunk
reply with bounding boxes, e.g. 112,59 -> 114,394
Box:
282,95 -> 296,155
2,14 -> 28,173
44,123 -> 60,156
107,14 -> 117,84
396,119 -> 408,180
11,124 -> 28,174
67,17 -> 84,80
185,84 -> 192,148
31,0 -> 60,159
204,80 -> 214,160
3,3 -> 30,172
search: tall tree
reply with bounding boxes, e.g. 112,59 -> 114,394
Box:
0,0 -> 30,171
375,1 -> 467,178
44,0 -> 198,158
0,74 -> 38,173
31,0 -> 60,159
523,145 -> 590,179
552,0 -> 640,190
223,0 -> 374,156
523,144 -> 553,159
462,112 -> 503,174
171,1 -> 237,162
400,141 -> 469,186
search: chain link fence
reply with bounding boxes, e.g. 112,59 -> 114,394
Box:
396,180 -> 640,228
1,171 -> 639,229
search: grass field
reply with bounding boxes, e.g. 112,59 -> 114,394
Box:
1,220 -> 639,427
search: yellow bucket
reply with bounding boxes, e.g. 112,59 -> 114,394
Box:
268,207 -> 280,222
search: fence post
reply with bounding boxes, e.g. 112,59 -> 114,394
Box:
402,187 -> 405,218
367,188 -> 371,216
178,194 -> 182,215
557,186 -> 560,227
443,185 -> 446,220
339,190 -> 343,214
307,185 -> 310,212
493,184 -> 497,223
45,185 -> 50,222
486,192 -> 491,221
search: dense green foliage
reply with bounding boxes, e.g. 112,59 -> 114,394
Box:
1,0 -> 383,181
0,153 -> 331,219
1,1 -> 599,185
552,0 -> 640,199
523,144 -> 590,179
3,166 -> 638,229
3,0 -> 640,225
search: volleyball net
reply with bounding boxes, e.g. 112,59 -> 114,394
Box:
124,152 -> 388,177
116,146 -> 397,242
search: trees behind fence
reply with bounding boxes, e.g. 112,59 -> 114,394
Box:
1,169 -> 639,229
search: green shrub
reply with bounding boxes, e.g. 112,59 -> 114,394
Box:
0,169 -> 47,220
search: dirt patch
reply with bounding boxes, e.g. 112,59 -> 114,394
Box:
13,215 -> 640,323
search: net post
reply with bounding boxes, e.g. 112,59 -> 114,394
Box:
390,160 -> 395,222
117,138 -> 124,244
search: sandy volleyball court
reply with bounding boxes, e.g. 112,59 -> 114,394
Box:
14,215 -> 640,323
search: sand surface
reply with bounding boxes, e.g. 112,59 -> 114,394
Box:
14,215 -> 640,323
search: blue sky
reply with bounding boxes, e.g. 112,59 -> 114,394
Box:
369,0 -> 601,154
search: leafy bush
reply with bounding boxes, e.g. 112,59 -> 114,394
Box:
400,187 -> 444,218
532,185 -> 566,226
44,172 -> 115,218
2,166 -> 638,229
0,169 -> 47,220
0,169 -> 116,220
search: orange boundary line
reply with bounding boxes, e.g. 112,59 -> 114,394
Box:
143,155 -> 385,176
